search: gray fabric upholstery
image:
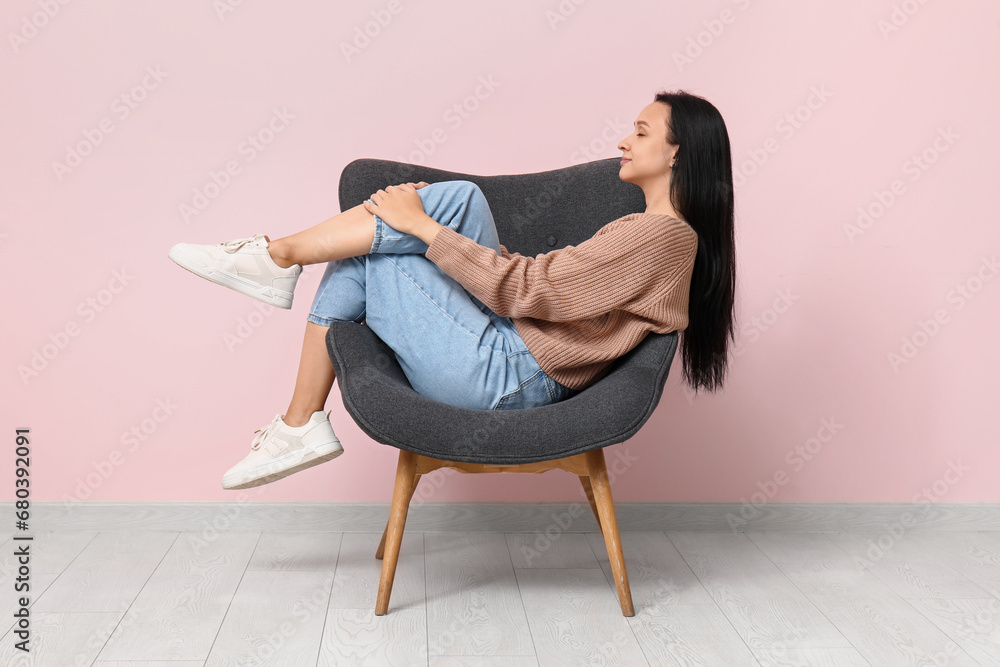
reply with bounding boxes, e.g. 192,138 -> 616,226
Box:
325,158 -> 681,464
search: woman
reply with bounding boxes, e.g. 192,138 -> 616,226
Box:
168,89 -> 736,490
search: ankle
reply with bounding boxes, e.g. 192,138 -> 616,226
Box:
267,238 -> 297,270
282,410 -> 317,428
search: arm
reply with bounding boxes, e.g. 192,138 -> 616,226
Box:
424,217 -> 698,322
411,215 -> 444,247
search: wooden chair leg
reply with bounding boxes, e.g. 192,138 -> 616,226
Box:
584,449 -> 634,617
376,473 -> 421,560
579,475 -> 603,534
375,450 -> 419,616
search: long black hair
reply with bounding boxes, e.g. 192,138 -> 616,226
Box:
654,89 -> 736,394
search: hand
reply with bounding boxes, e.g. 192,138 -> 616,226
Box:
362,182 -> 431,236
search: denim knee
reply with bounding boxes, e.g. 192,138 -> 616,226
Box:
443,179 -> 485,204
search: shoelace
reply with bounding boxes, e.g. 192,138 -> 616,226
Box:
220,234 -> 267,254
250,414 -> 283,450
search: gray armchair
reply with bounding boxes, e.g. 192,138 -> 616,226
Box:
326,157 -> 682,616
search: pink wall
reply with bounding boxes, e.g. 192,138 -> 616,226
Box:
3,1 -> 997,504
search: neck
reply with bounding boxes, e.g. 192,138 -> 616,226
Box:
641,181 -> 681,219
644,208 -> 680,219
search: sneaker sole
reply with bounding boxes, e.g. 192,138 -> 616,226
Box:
168,245 -> 294,310
222,441 -> 344,490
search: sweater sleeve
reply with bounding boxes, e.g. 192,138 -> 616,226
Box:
424,215 -> 698,322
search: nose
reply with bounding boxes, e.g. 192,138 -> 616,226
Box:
618,137 -> 628,152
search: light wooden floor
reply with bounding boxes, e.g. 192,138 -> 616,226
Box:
2,529 -> 999,666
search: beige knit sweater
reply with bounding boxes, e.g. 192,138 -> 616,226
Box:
424,212 -> 699,390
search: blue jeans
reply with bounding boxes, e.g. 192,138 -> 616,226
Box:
307,180 -> 579,411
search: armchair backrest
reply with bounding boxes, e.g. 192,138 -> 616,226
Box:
338,158 -> 647,257
336,157 -> 680,400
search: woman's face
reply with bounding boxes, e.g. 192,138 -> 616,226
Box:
618,101 -> 677,187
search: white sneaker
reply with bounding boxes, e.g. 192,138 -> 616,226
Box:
222,411 -> 344,490
168,234 -> 302,309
